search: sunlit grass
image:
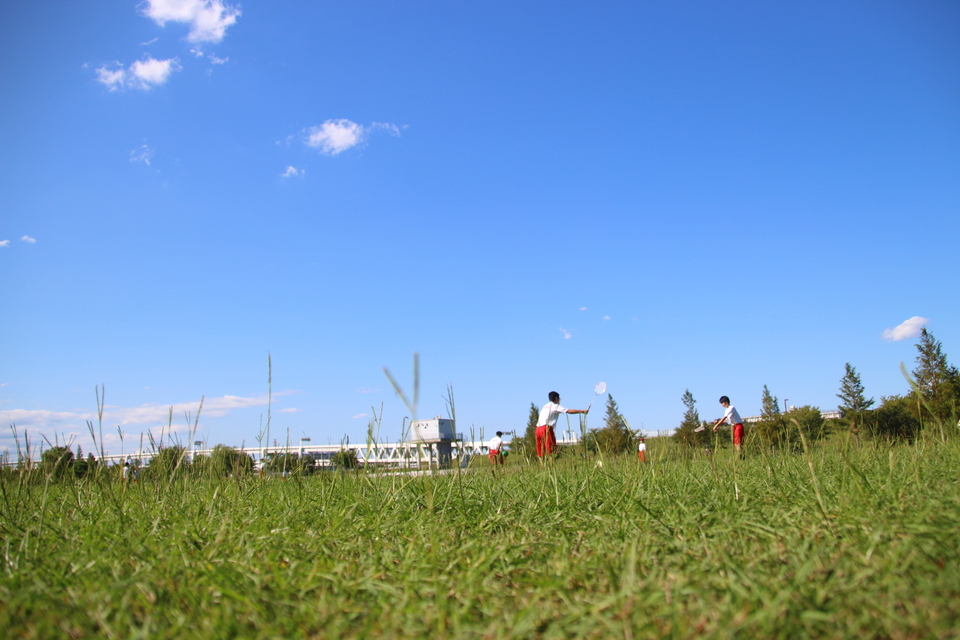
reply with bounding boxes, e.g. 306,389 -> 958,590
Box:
2,437 -> 959,638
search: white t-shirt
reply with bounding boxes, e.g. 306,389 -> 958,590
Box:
723,405 -> 742,425
538,402 -> 568,427
489,436 -> 503,453
638,442 -> 647,452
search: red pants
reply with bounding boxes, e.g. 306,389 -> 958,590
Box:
488,450 -> 503,465
733,423 -> 744,446
638,451 -> 647,462
535,425 -> 556,457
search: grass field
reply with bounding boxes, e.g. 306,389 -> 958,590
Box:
2,436 -> 959,639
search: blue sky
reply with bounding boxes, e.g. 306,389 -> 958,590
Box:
2,0 -> 958,457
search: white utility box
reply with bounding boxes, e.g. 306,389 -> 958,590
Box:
408,418 -> 456,443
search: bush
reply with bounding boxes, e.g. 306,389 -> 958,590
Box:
147,446 -> 189,478
868,396 -> 921,443
40,446 -> 74,481
331,449 -> 359,469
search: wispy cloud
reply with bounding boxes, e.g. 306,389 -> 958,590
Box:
559,327 -> 572,340
579,307 -> 587,311
0,240 -> 9,248
0,392 -> 294,455
96,57 -> 181,90
602,315 -> 611,321
141,0 -> 241,44
356,388 -> 379,394
281,166 -> 304,178
21,236 -> 36,244
352,413 -> 370,420
130,145 -> 155,165
303,119 -> 403,155
279,408 -> 299,413
370,122 -> 404,136
882,316 -> 929,342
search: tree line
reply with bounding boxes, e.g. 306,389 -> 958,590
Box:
20,443 -> 361,482
513,327 -> 959,457
673,327 -> 959,451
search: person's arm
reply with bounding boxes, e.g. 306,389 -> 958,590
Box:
567,408 -> 589,414
712,416 -> 728,431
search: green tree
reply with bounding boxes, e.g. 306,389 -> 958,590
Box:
331,449 -> 359,469
73,445 -> 89,478
41,446 -> 74,480
911,328 -> 959,440
837,363 -> 874,414
751,385 -> 792,451
208,445 -> 254,476
673,389 -> 710,449
520,402 -> 539,459
837,363 -> 873,446
590,394 -> 636,454
785,405 -> 826,445
869,395 -> 922,443
263,452 -> 310,474
148,445 -> 189,477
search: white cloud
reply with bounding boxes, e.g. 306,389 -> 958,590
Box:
579,307 -> 587,311
96,65 -> 128,89
96,57 -> 181,90
0,382 -> 9,387
21,236 -> 36,244
559,327 -> 572,339
882,316 -> 929,342
141,0 -> 241,44
602,315 -> 611,321
301,120 -> 404,155
279,408 -> 299,413
130,145 -> 155,165
141,37 -> 159,46
209,54 -> 228,65
0,240 -> 9,247
130,56 -> 181,87
281,166 -> 304,178
0,391 -> 294,455
356,388 -> 379,394
305,119 -> 365,155
352,413 -> 370,420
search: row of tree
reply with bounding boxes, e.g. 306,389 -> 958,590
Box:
672,327 -> 959,450
513,328 -> 958,457
29,443 -> 361,481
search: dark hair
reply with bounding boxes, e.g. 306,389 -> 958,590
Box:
496,431 -> 503,437
548,391 -> 560,403
719,396 -> 730,404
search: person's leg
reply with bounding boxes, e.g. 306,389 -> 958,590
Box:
546,427 -> 557,455
535,426 -> 546,458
